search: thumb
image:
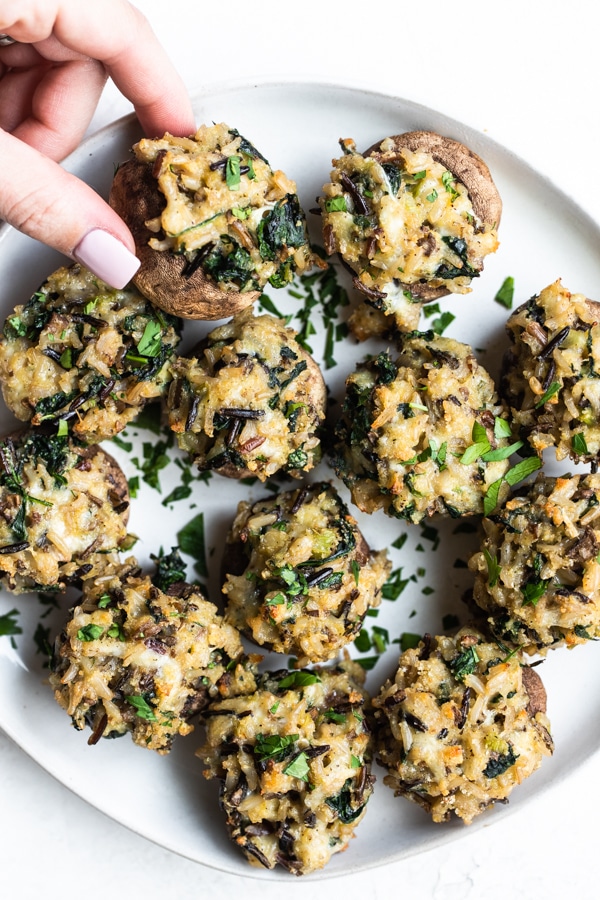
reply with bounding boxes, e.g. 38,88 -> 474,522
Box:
0,129 -> 140,289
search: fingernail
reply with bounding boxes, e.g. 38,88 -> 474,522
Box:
73,229 -> 140,289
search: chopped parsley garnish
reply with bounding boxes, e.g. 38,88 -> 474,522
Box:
277,670 -> 321,689
283,751 -> 310,781
254,732 -> 298,761
177,512 -> 208,578
325,196 -> 348,212
225,155 -> 241,190
382,566 -> 409,601
535,381 -> 561,408
136,320 -> 162,358
494,276 -> 515,309
483,548 -> 501,587
76,624 -> 104,642
572,433 -> 589,456
126,695 -> 158,721
0,608 -> 21,638
460,421 -> 491,465
399,632 -> 421,652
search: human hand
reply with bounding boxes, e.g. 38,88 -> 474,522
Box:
0,0 -> 196,288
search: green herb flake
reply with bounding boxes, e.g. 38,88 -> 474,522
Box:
572,433 -> 589,457
504,456 -> 542,487
177,512 -> 208,578
136,320 -> 162,358
325,196 -> 348,213
426,189 -> 438,203
494,417 -> 513,440
0,608 -> 22,638
283,752 -> 310,781
350,559 -> 360,585
77,623 -> 104,642
269,701 -> 280,714
484,478 -> 504,516
324,709 -> 346,723
481,440 -> 524,462
535,381 -> 561,408
483,548 -> 501,587
354,656 -> 379,670
57,419 -> 69,437
399,632 -> 421,652
254,732 -> 298,761
59,347 -> 73,370
350,755 -> 362,768
225,155 -> 242,190
277,670 -> 321,689
431,311 -> 455,335
126,695 -> 158,721
494,276 -> 515,310
382,566 -> 409,601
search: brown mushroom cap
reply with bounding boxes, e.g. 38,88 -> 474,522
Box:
363,130 -> 503,302
83,445 -> 130,526
521,665 -> 548,716
109,158 -> 260,320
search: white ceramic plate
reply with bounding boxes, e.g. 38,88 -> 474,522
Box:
1,81 -> 600,881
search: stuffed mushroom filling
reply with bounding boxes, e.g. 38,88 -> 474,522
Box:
134,123 -> 314,292
167,308 -> 326,480
320,138 -> 499,305
0,265 -> 181,443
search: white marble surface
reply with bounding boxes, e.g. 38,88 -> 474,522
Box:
2,1 -> 599,896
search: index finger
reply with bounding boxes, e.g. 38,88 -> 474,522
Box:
15,0 -> 197,138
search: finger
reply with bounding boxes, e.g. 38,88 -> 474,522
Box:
10,58 -> 107,160
0,129 -> 140,289
2,0 -> 196,137
0,65 -> 45,132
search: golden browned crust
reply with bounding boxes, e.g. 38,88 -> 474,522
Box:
364,131 -> 503,302
109,158 -> 260,319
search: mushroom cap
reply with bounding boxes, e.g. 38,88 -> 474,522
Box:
109,158 -> 260,320
364,130 -> 503,301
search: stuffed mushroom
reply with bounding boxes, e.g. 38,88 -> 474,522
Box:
110,123 -> 315,319
167,308 -> 326,480
222,481 -> 391,664
198,661 -> 374,875
320,131 -> 501,335
372,626 -> 553,824
0,264 -> 181,443
49,551 -> 258,754
468,473 -> 600,653
0,428 -> 131,593
500,279 -> 600,465
331,332 -> 514,523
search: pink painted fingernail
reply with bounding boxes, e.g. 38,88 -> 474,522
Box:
73,229 -> 140,289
